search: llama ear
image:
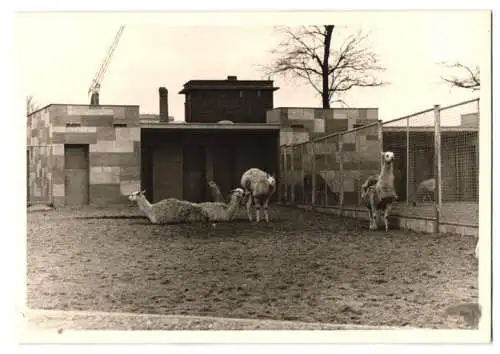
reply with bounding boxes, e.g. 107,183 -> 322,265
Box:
141,190 -> 146,195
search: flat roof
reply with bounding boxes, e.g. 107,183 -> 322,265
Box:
141,122 -> 281,131
27,103 -> 140,117
179,78 -> 279,94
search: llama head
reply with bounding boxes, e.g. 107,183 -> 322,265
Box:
266,173 -> 276,186
381,151 -> 395,164
207,180 -> 218,189
229,188 -> 245,199
128,190 -> 146,202
228,188 -> 245,206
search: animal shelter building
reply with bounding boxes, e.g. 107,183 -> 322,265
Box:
27,76 -> 282,207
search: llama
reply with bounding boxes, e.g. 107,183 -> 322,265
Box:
128,190 -> 209,224
240,168 -> 276,222
410,178 -> 435,206
361,174 -> 381,231
198,188 -> 245,222
361,152 -> 398,231
207,180 -> 224,203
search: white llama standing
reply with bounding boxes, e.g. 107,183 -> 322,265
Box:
361,151 -> 398,232
240,168 -> 276,223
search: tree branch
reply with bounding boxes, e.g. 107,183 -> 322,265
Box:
439,62 -> 480,91
263,26 -> 387,107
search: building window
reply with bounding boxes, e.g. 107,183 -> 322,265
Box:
66,123 -> 81,127
291,124 -> 305,129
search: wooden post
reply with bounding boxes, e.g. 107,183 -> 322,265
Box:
290,145 -> 295,204
406,117 -> 410,204
434,104 -> 442,233
301,144 -> 306,205
324,151 -> 328,206
378,121 -> 384,169
311,142 -> 316,206
283,146 -> 288,203
338,135 -> 344,215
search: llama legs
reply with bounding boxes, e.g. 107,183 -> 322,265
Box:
383,204 -> 392,232
263,199 -> 270,223
254,199 -> 262,222
246,194 -> 254,222
369,193 -> 377,231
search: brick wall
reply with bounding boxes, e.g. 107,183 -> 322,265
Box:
186,90 -> 274,124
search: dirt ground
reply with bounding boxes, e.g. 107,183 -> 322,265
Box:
26,204 -> 478,329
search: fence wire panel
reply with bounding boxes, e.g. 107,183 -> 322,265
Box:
282,145 -> 292,203
291,144 -> 305,204
438,99 -> 479,226
301,143 -> 314,205
27,145 -> 53,205
339,130 -> 359,211
279,146 -> 286,203
341,124 -> 382,212
312,140 -> 328,206
319,134 -> 341,208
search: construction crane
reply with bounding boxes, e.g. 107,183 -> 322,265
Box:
88,25 -> 125,105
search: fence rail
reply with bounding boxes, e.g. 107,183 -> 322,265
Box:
279,98 -> 480,230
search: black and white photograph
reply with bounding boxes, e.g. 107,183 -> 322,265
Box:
10,5 -> 493,347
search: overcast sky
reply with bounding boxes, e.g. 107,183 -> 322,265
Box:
14,11 -> 489,122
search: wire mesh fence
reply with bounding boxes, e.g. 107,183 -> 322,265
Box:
279,98 -> 480,230
27,145 -> 53,205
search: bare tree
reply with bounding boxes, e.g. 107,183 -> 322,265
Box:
26,95 -> 39,115
262,26 -> 387,108
440,62 -> 480,91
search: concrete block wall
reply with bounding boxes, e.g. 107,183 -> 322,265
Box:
268,107 -> 379,146
27,107 -> 52,203
284,123 -> 380,206
28,104 -> 141,207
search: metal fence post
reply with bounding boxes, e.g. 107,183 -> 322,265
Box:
311,141 -> 316,206
434,104 -> 442,233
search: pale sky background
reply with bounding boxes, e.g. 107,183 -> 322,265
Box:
14,11 -> 490,122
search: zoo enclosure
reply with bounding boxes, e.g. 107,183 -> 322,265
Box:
278,98 -> 480,230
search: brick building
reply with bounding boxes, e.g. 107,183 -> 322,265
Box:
179,75 -> 279,124
27,104 -> 141,207
27,76 -> 281,207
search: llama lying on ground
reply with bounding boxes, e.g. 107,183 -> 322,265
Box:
411,178 -> 435,206
361,151 -> 398,232
207,180 -> 224,203
128,190 -> 209,224
240,168 -> 276,222
198,188 -> 245,222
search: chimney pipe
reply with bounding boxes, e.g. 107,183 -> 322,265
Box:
159,87 -> 169,122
